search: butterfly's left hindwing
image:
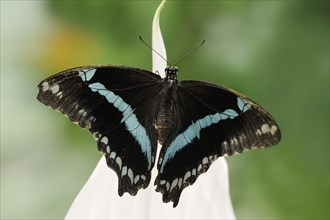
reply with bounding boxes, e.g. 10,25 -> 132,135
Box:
155,80 -> 281,207
37,66 -> 162,196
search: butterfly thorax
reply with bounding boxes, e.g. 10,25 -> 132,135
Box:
156,66 -> 179,145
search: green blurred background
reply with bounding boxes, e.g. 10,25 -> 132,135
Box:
1,0 -> 329,219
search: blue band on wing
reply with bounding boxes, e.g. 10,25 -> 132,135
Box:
88,82 -> 152,169
159,97 -> 251,173
79,68 -> 97,82
237,97 -> 251,112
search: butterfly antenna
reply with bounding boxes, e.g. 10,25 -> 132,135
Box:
173,40 -> 206,66
139,36 -> 171,66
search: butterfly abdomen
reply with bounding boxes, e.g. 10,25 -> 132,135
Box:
155,81 -> 178,145
156,105 -> 173,145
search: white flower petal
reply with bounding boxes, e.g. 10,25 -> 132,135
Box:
152,0 -> 167,77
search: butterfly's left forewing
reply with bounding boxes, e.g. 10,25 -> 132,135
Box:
37,66 -> 162,196
155,80 -> 281,207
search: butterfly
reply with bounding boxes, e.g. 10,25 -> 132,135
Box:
37,64 -> 281,207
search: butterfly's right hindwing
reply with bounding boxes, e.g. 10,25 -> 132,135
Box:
37,66 -> 162,196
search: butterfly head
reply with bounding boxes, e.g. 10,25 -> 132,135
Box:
165,66 -> 179,81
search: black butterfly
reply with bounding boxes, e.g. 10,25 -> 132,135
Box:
37,65 -> 281,207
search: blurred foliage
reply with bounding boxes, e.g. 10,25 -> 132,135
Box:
2,0 -> 329,219
43,0 -> 330,219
